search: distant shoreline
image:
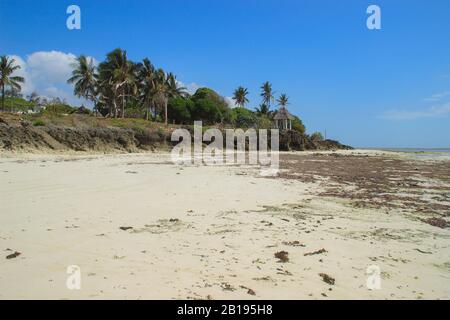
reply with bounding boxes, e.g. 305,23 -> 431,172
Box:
360,147 -> 450,153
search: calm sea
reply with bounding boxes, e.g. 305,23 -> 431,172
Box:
363,148 -> 450,160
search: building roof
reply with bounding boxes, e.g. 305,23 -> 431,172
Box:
273,107 -> 295,120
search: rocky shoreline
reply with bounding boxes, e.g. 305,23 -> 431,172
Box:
0,114 -> 352,153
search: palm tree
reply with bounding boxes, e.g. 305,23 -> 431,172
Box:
67,55 -> 98,114
277,93 -> 289,108
232,86 -> 249,108
137,58 -> 156,120
97,48 -> 136,118
0,56 -> 25,111
151,70 -> 186,125
256,103 -> 270,115
260,81 -> 274,110
167,73 -> 187,98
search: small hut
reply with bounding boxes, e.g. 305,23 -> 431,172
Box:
273,107 -> 295,130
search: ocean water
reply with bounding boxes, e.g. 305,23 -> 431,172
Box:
366,148 -> 450,160
378,148 -> 450,153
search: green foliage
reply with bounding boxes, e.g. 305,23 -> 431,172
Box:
168,97 -> 192,124
32,119 -> 45,126
232,107 -> 258,128
292,116 -> 306,134
124,100 -> 145,119
43,104 -> 76,116
190,88 -> 232,124
311,131 -> 324,142
257,115 -> 273,129
2,97 -> 34,112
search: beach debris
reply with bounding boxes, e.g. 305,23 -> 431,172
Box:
274,251 -> 289,263
169,218 -> 179,223
276,268 -> 293,276
221,282 -> 236,291
282,241 -> 305,247
414,248 -> 433,255
319,273 -> 335,285
422,217 -> 449,229
119,226 -> 133,231
304,248 -> 327,256
239,285 -> 256,296
65,224 -> 80,229
6,251 -> 21,259
253,276 -> 273,282
125,171 -> 138,174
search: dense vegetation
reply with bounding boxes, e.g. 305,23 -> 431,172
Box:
0,51 -> 328,138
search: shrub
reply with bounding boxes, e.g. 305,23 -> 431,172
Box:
292,116 -> 306,134
33,119 -> 46,126
232,107 -> 258,128
311,131 -> 324,142
168,97 -> 192,124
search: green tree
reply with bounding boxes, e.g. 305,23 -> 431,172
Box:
168,97 -> 193,124
67,55 -> 99,115
277,93 -> 289,108
256,103 -> 270,116
232,107 -> 258,128
311,131 -> 324,142
232,86 -> 249,108
260,81 -> 274,111
136,58 -> 156,120
0,56 -> 25,111
97,48 -> 137,118
191,88 -> 231,124
292,116 -> 306,134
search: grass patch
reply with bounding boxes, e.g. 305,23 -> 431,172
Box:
32,119 -> 46,127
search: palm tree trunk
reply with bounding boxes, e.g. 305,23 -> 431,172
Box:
121,93 -> 125,119
113,99 -> 118,118
1,85 -> 4,112
164,98 -> 168,125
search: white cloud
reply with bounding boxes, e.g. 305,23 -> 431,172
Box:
176,81 -> 202,95
379,102 -> 450,120
225,96 -> 238,108
27,51 -> 77,83
7,51 -> 94,106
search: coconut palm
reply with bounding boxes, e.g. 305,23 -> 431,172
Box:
167,72 -> 187,98
277,93 -> 289,108
151,70 -> 186,125
256,103 -> 270,115
260,81 -> 274,109
151,69 -> 169,124
232,86 -> 249,108
97,48 -> 136,118
67,55 -> 99,114
137,58 -> 156,120
0,56 -> 25,111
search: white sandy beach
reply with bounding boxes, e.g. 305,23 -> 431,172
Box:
0,150 -> 449,300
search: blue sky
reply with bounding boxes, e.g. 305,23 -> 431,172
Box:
1,0 -> 449,148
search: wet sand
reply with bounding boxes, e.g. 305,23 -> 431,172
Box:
0,150 -> 449,299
